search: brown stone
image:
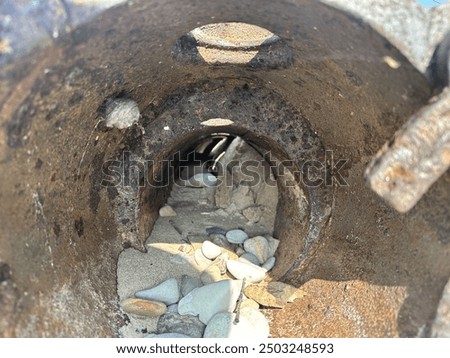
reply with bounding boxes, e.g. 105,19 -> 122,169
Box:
244,282 -> 306,308
121,298 -> 167,317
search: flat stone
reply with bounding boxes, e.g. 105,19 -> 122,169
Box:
159,205 -> 177,217
226,229 -> 248,244
203,308 -> 269,338
135,278 -> 180,305
145,333 -> 192,338
178,279 -> 242,324
200,265 -> 222,285
201,240 -> 222,260
244,236 -> 270,264
266,236 -> 280,258
239,253 -> 260,266
194,249 -> 213,270
241,298 -> 260,309
226,260 -> 267,283
262,256 -> 276,271
157,312 -> 206,338
180,275 -> 203,297
243,206 -> 263,223
244,281 -> 306,308
121,298 -> 166,317
186,173 -> 217,188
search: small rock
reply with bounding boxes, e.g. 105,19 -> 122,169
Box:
180,275 -> 203,297
104,98 -> 140,129
194,249 -> 213,270
145,333 -> 192,338
178,280 -> 242,324
159,205 -> 176,217
241,298 -> 260,309
226,229 -> 248,244
262,257 -> 276,271
244,236 -> 270,264
226,260 -> 267,283
200,265 -> 222,285
240,307 -> 270,337
266,236 -> 280,258
186,173 -> 217,188
201,240 -> 222,260
244,281 -> 306,308
239,253 -> 260,266
208,253 -> 229,274
167,304 -> 178,313
242,206 -> 263,223
157,312 -> 206,338
135,278 -> 180,305
121,298 -> 166,317
203,308 -> 269,338
235,247 -> 246,256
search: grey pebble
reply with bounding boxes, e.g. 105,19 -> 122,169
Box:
135,278 -> 180,305
226,229 -> 248,244
157,312 -> 206,338
239,252 -> 261,266
180,275 -> 203,297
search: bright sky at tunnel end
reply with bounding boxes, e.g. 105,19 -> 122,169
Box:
417,0 -> 448,7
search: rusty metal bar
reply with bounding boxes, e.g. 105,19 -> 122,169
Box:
365,88 -> 450,213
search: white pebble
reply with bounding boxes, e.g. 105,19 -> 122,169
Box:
186,173 -> 217,187
226,260 -> 267,283
226,229 -> 248,244
201,240 -> 222,260
104,98 -> 140,129
159,205 -> 176,217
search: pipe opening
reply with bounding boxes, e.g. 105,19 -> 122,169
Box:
117,129 -> 310,337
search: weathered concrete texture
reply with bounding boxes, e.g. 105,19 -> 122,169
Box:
0,0 -> 448,338
321,0 -> 450,75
